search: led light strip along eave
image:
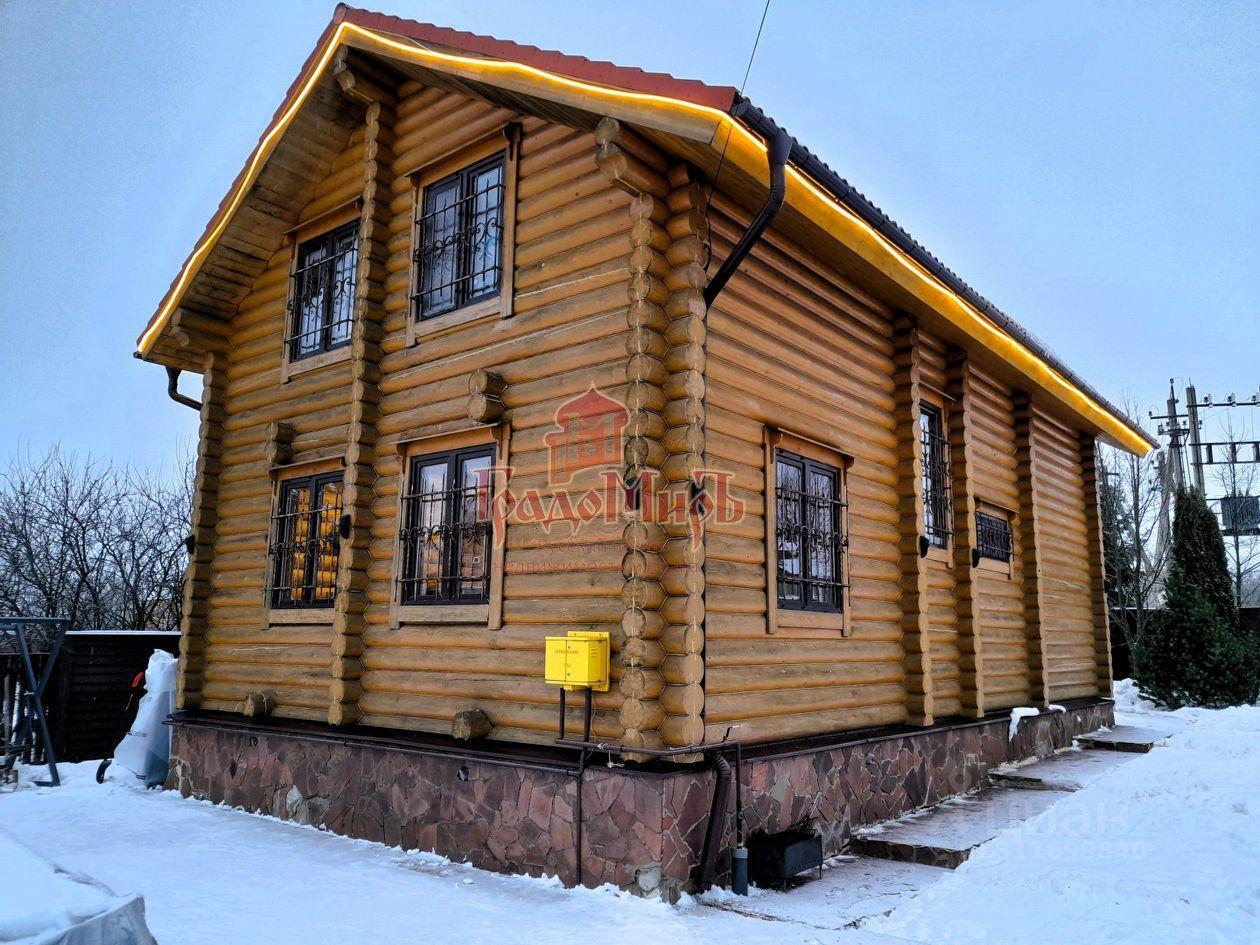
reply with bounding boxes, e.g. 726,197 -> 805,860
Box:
137,20 -> 1151,456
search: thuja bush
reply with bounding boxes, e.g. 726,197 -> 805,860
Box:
1137,489 -> 1260,708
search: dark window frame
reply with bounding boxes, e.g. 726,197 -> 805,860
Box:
774,449 -> 849,614
920,402 -> 954,549
413,152 -> 507,320
975,509 -> 1014,563
398,444 -> 497,606
269,471 -> 344,609
286,221 -> 359,362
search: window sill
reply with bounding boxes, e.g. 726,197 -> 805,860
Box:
395,604 -> 490,626
268,608 -> 335,625
282,345 -> 352,382
976,556 -> 1014,577
924,543 -> 952,566
408,297 -> 502,345
776,609 -> 844,631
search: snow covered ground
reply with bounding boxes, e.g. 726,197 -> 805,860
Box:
2,683 -> 1258,945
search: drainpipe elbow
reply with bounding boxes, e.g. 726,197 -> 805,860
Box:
703,125 -> 794,308
166,366 -> 203,412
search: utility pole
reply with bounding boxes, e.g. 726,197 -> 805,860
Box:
1150,380 -> 1186,492
1186,383 -> 1206,494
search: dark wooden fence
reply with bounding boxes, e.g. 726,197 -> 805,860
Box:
49,631 -> 181,763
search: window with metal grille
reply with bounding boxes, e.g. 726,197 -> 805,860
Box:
413,153 -> 506,319
287,221 -> 359,361
975,510 -> 1013,563
269,473 -> 344,608
775,450 -> 848,612
399,445 -> 495,605
920,403 -> 953,549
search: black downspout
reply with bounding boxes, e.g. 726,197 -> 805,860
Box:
702,126 -> 794,308
697,751 -> 734,891
166,366 -> 202,411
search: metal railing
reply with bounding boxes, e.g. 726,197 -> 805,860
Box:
975,511 -> 1013,563
398,482 -> 492,604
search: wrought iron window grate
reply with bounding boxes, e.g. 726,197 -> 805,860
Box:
270,473 -> 343,608
399,446 -> 494,605
975,511 -> 1013,563
776,451 -> 848,613
413,154 -> 505,320
920,404 -> 953,549
287,222 -> 358,361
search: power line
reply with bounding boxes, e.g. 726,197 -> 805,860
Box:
704,0 -> 774,272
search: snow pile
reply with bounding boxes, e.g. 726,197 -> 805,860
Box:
1007,706 -> 1039,739
0,833 -> 115,943
868,682 -> 1260,945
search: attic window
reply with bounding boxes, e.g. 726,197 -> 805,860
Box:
413,153 -> 506,319
287,221 -> 359,361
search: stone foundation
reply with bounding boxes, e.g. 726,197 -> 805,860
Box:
168,701 -> 1111,900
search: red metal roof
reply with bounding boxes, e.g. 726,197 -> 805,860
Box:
339,6 -> 739,112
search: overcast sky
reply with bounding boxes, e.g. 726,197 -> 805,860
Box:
1,0 -> 1256,472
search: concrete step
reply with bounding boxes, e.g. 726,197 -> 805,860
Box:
850,787 -> 1071,869
990,748 -> 1135,791
703,854 -> 947,930
1077,725 -> 1174,753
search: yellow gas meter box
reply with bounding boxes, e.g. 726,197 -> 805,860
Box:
544,631 -> 610,691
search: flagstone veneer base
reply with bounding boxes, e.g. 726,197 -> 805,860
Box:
168,701 -> 1111,900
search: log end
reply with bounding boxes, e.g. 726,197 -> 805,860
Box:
451,707 -> 494,741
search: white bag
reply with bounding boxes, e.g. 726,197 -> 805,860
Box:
110,650 -> 178,788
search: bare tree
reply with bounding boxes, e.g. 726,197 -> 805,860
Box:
1099,405 -> 1170,666
0,447 -> 191,630
1210,415 -> 1260,608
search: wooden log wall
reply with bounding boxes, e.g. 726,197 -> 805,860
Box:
701,194 -> 908,744
970,369 -> 1031,710
598,119 -> 671,755
176,352 -> 226,710
1080,435 -> 1114,697
891,318 -> 934,725
594,119 -> 711,754
1029,406 -> 1103,702
918,333 -> 960,719
353,83 -> 636,745
945,350 -> 984,718
329,89 -> 397,726
658,164 -> 709,750
194,120 -> 368,720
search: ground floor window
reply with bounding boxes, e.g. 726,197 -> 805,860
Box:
399,445 -> 495,604
269,472 -> 344,608
975,509 -> 1014,563
775,449 -> 847,613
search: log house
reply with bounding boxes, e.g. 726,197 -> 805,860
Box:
140,6 -> 1156,896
